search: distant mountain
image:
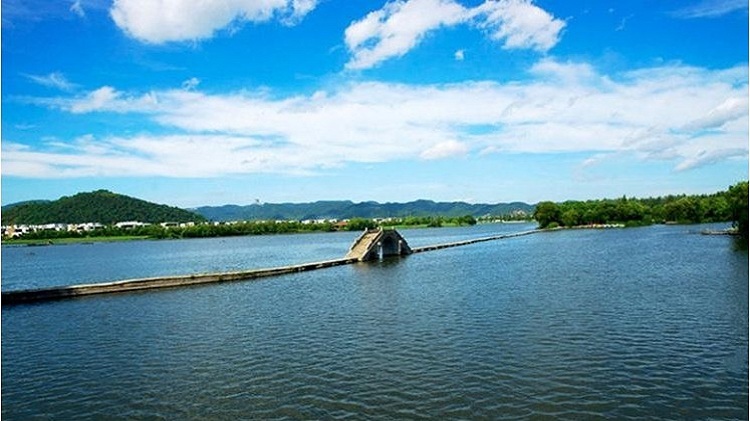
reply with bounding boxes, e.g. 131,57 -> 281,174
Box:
1,191 -> 534,225
1,190 -> 206,225
192,200 -> 534,222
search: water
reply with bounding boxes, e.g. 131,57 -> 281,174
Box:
2,223 -> 747,419
0,223 -> 530,291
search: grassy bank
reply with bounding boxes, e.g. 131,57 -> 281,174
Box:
2,236 -> 150,246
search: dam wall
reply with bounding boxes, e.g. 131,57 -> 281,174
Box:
2,258 -> 358,305
3,228 -> 543,305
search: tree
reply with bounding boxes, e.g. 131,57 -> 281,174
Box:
664,197 -> 702,223
560,208 -> 580,227
727,181 -> 748,243
347,218 -> 377,231
702,195 -> 730,222
533,201 -> 561,228
456,215 -> 477,226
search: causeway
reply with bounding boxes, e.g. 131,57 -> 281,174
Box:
2,228 -> 542,305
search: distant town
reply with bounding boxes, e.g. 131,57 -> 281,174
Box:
1,213 -> 532,240
2,221 -> 189,239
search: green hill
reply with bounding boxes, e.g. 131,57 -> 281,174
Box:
1,190 -> 206,225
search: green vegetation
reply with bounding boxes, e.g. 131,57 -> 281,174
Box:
11,220 -> 341,241
532,202 -> 561,229
1,190 -> 205,225
4,236 -> 149,246
727,181 -> 748,244
533,182 -> 749,240
5,183 -> 746,245
382,215 -> 477,228
4,214 -> 479,243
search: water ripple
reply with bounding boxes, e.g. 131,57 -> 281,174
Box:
3,224 -> 748,420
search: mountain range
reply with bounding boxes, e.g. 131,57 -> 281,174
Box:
2,191 -> 534,224
191,200 -> 534,222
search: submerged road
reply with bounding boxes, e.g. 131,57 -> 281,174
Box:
2,229 -> 543,305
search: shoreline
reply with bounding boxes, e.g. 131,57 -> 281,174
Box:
2,235 -> 151,247
2,221 -> 534,247
2,220 -> 736,247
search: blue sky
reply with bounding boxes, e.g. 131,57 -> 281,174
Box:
2,0 -> 748,207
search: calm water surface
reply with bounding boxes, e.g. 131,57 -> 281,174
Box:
2,223 -> 747,419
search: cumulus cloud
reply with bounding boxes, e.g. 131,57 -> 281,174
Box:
471,0 -> 565,52
6,61 -> 747,178
110,0 -> 318,44
344,0 -> 564,69
344,0 -> 467,70
288,0 -> 316,22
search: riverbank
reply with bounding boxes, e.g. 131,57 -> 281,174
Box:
2,235 -> 150,246
2,220 -> 738,247
2,221 -> 485,246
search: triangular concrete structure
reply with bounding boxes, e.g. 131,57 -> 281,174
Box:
345,228 -> 413,261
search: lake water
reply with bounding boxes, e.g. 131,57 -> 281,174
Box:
2,223 -> 747,419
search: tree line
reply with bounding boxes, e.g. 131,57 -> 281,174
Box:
12,215 -> 478,241
533,181 -> 748,241
382,215 -> 478,228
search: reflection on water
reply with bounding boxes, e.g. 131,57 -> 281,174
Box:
2,223 -> 747,419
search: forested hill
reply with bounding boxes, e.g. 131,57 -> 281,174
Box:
191,200 -> 534,222
1,190 -> 206,225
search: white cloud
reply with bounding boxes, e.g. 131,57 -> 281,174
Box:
682,96 -> 748,130
615,14 -> 633,31
110,0 -> 318,44
671,0 -> 748,18
58,86 -> 160,113
344,0 -> 467,70
471,0 -> 565,52
344,0 -> 564,69
70,0 -> 85,17
26,72 -> 78,91
529,58 -> 597,84
182,77 -> 201,91
70,86 -> 120,113
675,148 -> 748,171
454,49 -> 465,60
421,140 -> 469,159
6,61 -> 747,178
288,0 -> 316,22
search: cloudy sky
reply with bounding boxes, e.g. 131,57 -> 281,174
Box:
2,0 -> 748,207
